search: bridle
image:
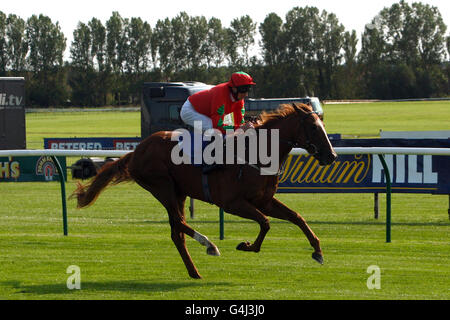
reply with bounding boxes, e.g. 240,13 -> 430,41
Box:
236,104 -> 320,176
279,104 -> 319,156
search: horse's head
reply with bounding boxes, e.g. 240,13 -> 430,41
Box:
291,103 -> 337,166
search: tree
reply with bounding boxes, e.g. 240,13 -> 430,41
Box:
206,17 -> 227,68
224,27 -> 239,67
89,18 -> 106,72
26,14 -> 66,72
171,12 -> 190,73
0,11 -> 7,74
26,14 -> 67,106
87,18 -> 108,105
447,35 -> 450,60
106,11 -> 127,74
69,22 -> 97,106
283,6 -> 347,98
314,10 -> 345,98
230,15 -> 257,66
410,2 -> 447,67
153,17 -> 175,78
6,14 -> 28,72
361,1 -> 447,66
284,7 -> 316,66
187,15 -> 208,70
126,17 -> 152,74
105,12 -> 130,104
332,30 -> 360,99
359,16 -> 385,66
359,0 -> 448,98
125,17 -> 152,103
343,30 -> 358,67
259,13 -> 285,66
70,22 -> 92,69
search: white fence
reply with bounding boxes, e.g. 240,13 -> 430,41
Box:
1,147 -> 450,158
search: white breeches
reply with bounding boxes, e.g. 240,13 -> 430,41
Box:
180,99 -> 213,132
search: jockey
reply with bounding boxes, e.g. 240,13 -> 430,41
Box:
180,71 -> 256,134
179,71 -> 256,173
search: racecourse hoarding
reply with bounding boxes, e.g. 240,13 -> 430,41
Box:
0,156 -> 66,182
0,77 -> 26,150
278,139 -> 450,194
277,152 -> 449,194
41,136 -> 449,194
44,137 -> 141,150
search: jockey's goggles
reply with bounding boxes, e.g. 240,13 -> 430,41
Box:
236,85 -> 251,93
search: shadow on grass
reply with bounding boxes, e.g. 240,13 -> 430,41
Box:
134,219 -> 449,227
2,279 -> 231,296
308,220 -> 450,227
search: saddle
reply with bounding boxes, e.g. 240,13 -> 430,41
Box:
177,130 -> 223,203
177,130 -> 223,169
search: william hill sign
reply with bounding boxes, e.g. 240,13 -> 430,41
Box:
277,139 -> 450,195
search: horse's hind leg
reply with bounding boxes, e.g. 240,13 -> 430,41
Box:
138,178 -> 203,279
172,195 -> 220,257
263,198 -> 323,264
138,177 -> 219,278
166,199 -> 220,278
189,228 -> 221,256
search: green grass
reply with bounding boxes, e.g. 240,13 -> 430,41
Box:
0,183 -> 448,300
0,101 -> 449,300
324,101 -> 450,138
26,111 -> 140,149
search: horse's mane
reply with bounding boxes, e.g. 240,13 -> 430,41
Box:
255,103 -> 313,128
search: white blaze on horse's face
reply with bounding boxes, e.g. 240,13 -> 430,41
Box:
309,116 -> 337,166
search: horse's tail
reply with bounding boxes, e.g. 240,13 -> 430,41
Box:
71,153 -> 133,208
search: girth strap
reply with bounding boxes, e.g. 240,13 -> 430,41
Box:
201,173 -> 213,203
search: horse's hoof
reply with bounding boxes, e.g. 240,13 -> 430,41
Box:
189,272 -> 202,279
312,252 -> 324,265
236,241 -> 250,251
207,246 -> 220,256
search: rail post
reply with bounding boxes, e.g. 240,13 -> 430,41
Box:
219,208 -> 224,240
51,156 -> 68,236
374,193 -> 379,219
377,154 -> 392,243
189,197 -> 195,219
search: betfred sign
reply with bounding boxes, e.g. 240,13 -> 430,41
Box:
44,137 -> 142,150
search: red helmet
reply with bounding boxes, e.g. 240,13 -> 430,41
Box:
229,72 -> 256,87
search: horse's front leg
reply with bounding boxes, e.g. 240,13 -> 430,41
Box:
263,197 -> 324,264
223,199 -> 270,253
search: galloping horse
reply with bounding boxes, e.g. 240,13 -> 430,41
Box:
72,103 -> 337,279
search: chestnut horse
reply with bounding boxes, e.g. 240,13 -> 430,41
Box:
72,103 -> 337,279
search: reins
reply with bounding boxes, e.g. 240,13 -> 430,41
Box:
279,104 -> 318,155
238,104 -> 318,177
